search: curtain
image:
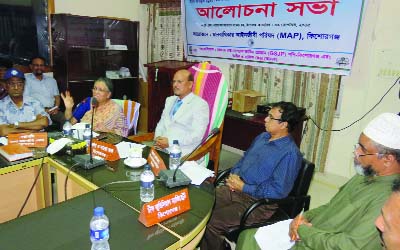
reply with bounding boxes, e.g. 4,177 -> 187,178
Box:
147,3 -> 184,63
229,64 -> 340,171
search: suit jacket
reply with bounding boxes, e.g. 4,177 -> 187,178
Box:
154,93 -> 209,156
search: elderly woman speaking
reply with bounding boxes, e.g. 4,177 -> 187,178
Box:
61,77 -> 128,137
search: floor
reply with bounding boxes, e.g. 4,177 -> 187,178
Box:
218,145 -> 243,171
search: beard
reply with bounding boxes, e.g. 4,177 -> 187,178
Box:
353,163 -> 375,176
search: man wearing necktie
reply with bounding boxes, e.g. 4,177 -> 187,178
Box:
154,69 -> 209,156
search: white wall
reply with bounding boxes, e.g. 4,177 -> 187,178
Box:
54,0 -> 399,181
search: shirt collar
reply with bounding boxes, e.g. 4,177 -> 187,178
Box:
263,132 -> 292,146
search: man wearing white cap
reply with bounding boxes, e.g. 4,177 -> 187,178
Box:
236,113 -> 400,250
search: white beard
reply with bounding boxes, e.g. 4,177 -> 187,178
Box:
354,164 -> 366,176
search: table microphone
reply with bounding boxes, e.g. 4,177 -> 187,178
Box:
73,97 -> 105,169
159,128 -> 220,188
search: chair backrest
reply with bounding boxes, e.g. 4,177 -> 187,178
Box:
113,99 -> 141,135
187,62 -> 228,174
285,158 -> 315,218
189,62 -> 228,138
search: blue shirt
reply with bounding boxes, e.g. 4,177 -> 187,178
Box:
0,95 -> 51,125
24,73 -> 60,108
72,97 -> 92,122
231,132 -> 302,199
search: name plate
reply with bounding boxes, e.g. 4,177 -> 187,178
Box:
138,188 -> 191,227
147,147 -> 167,176
8,132 -> 48,147
89,139 -> 120,161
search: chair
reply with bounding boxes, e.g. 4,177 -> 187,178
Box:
214,158 -> 315,245
128,62 -> 228,174
113,99 -> 141,135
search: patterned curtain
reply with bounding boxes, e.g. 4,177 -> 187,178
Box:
147,3 -> 184,63
229,64 -> 340,172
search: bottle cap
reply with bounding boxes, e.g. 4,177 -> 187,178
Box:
173,140 -> 179,145
94,206 -> 104,216
85,124 -> 90,129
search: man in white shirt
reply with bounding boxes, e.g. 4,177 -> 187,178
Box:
24,56 -> 64,127
154,69 -> 209,156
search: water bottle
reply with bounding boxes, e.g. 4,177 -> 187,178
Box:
62,120 -> 72,137
140,164 -> 155,202
169,140 -> 181,170
90,207 -> 110,250
83,124 -> 91,146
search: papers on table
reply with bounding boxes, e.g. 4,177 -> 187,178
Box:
115,141 -> 146,158
254,219 -> 295,250
180,161 -> 214,185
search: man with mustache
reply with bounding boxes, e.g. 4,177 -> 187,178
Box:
236,113 -> 400,250
375,178 -> 400,250
24,56 -> 64,127
154,69 -> 209,156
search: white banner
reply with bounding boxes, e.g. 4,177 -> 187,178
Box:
182,0 -> 364,75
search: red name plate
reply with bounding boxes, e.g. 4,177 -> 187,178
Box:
147,147 -> 167,176
89,139 -> 120,161
138,188 -> 191,227
8,132 -> 48,147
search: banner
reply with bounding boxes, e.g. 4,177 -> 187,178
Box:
183,0 -> 364,75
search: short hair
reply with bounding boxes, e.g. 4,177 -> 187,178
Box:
372,141 -> 400,164
270,101 -> 305,132
95,77 -> 113,94
392,178 -> 400,193
187,72 -> 194,82
30,56 -> 46,65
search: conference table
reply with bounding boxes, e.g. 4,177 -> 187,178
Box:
0,144 -> 215,250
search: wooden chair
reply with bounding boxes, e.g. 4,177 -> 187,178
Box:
128,62 -> 228,174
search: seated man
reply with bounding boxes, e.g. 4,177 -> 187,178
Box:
375,178 -> 400,250
0,68 -> 50,136
200,101 -> 304,250
235,113 -> 400,250
24,56 -> 65,126
154,69 -> 209,156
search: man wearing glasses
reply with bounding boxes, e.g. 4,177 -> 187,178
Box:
201,101 -> 305,250
235,113 -> 400,250
24,56 -> 64,127
0,68 -> 50,136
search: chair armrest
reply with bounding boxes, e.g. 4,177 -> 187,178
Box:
214,168 -> 232,187
128,132 -> 155,142
185,136 -> 217,161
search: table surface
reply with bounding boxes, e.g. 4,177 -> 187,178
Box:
0,145 -> 215,250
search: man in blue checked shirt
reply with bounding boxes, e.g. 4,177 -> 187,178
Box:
0,68 -> 50,136
201,101 -> 305,250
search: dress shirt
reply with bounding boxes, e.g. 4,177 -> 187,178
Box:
230,132 -> 302,199
24,73 -> 60,108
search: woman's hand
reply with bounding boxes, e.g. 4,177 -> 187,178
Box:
61,91 -> 74,110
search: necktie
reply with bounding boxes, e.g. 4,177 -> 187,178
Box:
172,99 -> 183,116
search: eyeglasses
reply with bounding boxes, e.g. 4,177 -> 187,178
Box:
92,87 -> 109,93
31,64 -> 45,67
354,143 -> 382,158
7,81 -> 24,88
266,114 -> 283,122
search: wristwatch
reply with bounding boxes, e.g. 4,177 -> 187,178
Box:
14,121 -> 19,128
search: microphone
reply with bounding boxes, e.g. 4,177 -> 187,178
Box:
159,128 -> 220,188
72,97 -> 105,169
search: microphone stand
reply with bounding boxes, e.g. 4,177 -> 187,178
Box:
89,104 -> 95,164
160,128 -> 220,188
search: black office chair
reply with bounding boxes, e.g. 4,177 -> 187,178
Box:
214,158 -> 315,247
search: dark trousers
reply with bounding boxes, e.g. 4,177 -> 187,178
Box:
200,185 -> 276,250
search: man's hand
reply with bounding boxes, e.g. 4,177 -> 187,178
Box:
46,106 -> 59,115
154,136 -> 169,149
289,213 -> 312,241
61,91 -> 74,109
226,174 -> 245,192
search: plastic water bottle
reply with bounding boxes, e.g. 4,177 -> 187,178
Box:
62,120 -> 72,137
90,207 -> 110,250
83,124 -> 91,146
169,140 -> 181,170
140,164 -> 155,202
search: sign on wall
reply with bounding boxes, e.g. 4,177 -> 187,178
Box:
182,0 -> 364,75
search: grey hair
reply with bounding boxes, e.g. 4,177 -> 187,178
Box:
372,141 -> 400,163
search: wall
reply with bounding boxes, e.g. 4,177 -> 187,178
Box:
54,0 -> 399,182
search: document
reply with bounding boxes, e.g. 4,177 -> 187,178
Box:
115,141 -> 146,158
254,219 -> 295,250
180,161 -> 214,185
